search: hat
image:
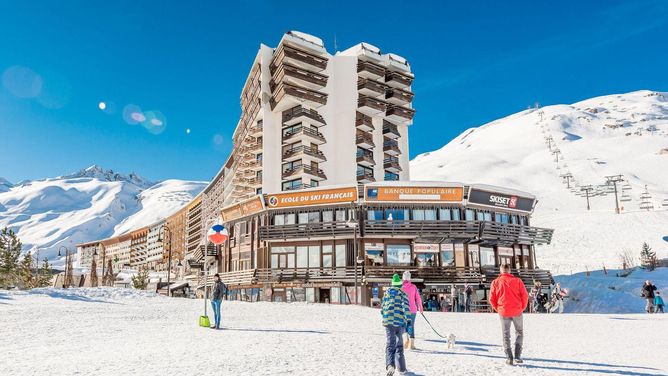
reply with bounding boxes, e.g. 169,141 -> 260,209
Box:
402,271 -> 411,281
392,273 -> 402,286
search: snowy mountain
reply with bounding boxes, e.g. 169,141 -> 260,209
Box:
0,177 -> 13,193
0,166 -> 206,265
411,90 -> 668,273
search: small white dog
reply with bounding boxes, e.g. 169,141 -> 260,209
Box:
447,333 -> 456,349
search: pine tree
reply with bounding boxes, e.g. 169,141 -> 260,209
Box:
640,242 -> 657,270
103,259 -> 114,287
90,257 -> 98,287
0,227 -> 23,288
131,268 -> 150,290
37,257 -> 53,287
18,251 -> 34,289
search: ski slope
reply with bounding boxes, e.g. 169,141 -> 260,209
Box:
1,288 -> 666,375
0,166 -> 206,264
411,90 -> 668,273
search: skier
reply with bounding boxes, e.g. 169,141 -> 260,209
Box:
211,273 -> 226,329
401,271 -> 423,351
654,291 -> 664,314
490,264 -> 529,365
641,280 -> 657,313
530,282 -> 542,313
382,273 -> 410,376
550,283 -> 565,314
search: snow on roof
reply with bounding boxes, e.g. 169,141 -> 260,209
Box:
282,31 -> 327,54
384,53 -> 411,72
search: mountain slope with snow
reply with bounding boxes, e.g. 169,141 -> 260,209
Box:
0,166 -> 206,264
411,90 -> 668,273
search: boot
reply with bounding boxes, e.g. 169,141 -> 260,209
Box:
386,365 -> 395,376
505,348 -> 514,365
403,333 -> 410,349
409,338 -> 416,350
514,343 -> 523,364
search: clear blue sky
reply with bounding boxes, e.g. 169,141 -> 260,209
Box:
1,0 -> 667,183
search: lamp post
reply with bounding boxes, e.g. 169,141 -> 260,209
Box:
100,243 -> 106,284
346,209 -> 361,305
58,246 -> 70,288
157,224 -> 173,296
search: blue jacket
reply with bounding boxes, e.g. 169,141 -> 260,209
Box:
381,286 -> 410,327
655,295 -> 664,306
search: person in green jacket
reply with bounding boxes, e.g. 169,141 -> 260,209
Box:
655,291 -> 664,313
381,273 -> 410,376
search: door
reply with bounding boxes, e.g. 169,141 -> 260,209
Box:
499,255 -> 513,267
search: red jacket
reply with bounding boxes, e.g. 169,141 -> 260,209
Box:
489,273 -> 528,318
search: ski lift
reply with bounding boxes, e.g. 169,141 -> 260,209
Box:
622,184 -> 632,191
662,199 -> 668,207
620,194 -> 631,202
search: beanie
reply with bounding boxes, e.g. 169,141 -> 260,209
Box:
392,273 -> 403,286
402,271 -> 411,281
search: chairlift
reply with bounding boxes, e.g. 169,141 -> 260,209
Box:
662,199 -> 668,207
620,194 -> 632,202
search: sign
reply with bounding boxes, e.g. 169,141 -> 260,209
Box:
498,247 -> 514,256
364,242 -> 385,251
265,186 -> 357,208
440,243 -> 454,251
467,188 -> 535,212
221,195 -> 265,222
414,243 -> 440,253
365,185 -> 463,203
207,224 -> 229,245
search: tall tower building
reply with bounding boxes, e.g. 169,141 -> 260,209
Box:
220,31 -> 415,206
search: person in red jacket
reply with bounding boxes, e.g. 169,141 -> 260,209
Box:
489,264 -> 529,365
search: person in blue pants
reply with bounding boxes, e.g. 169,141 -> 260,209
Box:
211,274 -> 226,329
381,274 -> 410,375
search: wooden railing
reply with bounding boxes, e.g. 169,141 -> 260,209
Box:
282,105 -> 326,125
386,104 -> 416,121
480,221 -> 554,245
255,267 -> 357,283
482,267 -> 554,286
386,87 -> 414,103
357,60 -> 386,77
260,221 -> 356,240
364,220 -> 482,239
385,70 -> 413,87
365,266 -> 483,284
283,145 -> 326,161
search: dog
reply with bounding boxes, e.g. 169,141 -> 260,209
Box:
447,333 -> 456,349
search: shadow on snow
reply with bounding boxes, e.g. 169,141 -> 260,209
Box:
222,327 -> 328,335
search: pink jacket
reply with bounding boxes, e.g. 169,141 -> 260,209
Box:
402,280 -> 423,314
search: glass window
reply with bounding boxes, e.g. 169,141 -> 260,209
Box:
287,255 -> 295,268
476,211 -> 485,221
272,246 -> 294,253
297,246 -> 308,268
439,208 -> 452,221
484,212 -> 492,221
494,213 -> 502,222
416,253 -> 436,267
323,254 -> 332,268
385,209 -> 408,221
274,215 -> 285,225
413,209 -> 425,220
271,254 -> 278,268
308,212 -> 319,223
335,210 -> 346,221
440,249 -> 455,266
501,214 -> 509,223
511,215 -> 518,224
285,214 -> 296,225
336,244 -> 346,267
306,288 -> 315,303
480,247 -> 495,266
308,245 -> 320,268
386,244 -> 411,265
452,209 -> 461,220
322,211 -> 333,222
424,209 -> 437,220
322,244 -> 333,254
521,216 -> 528,226
468,245 -> 480,268
465,209 -> 474,221
367,210 -> 383,220
279,256 -> 287,268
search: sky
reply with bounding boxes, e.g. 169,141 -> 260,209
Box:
1,0 -> 667,184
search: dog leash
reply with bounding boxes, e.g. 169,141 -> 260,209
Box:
419,311 -> 448,339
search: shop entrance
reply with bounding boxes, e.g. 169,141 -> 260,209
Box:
319,288 -> 331,303
499,255 -> 513,267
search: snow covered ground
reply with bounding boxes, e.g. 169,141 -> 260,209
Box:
1,288 -> 667,375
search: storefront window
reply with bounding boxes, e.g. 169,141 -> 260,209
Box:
416,253 -> 436,267
468,244 -> 480,268
480,247 -> 495,266
335,210 -> 346,221
385,209 -> 409,221
452,209 -> 461,220
336,244 -> 346,267
323,254 -> 332,267
367,210 -> 383,220
365,243 -> 384,266
387,244 -> 411,265
322,211 -> 333,222
413,209 -> 437,220
271,254 -> 278,268
308,245 -> 320,268
440,244 -> 455,267
495,213 -> 509,223
297,246 -> 308,268
465,209 -> 474,221
287,255 -> 295,268
331,287 -> 341,304
439,208 -> 452,221
298,212 -> 320,224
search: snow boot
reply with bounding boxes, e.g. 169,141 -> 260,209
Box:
403,333 -> 410,349
386,365 -> 395,376
409,338 -> 416,350
514,344 -> 523,364
505,349 -> 514,365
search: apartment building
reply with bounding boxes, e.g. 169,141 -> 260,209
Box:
145,220 -> 165,270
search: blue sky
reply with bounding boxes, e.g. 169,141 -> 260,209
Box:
1,0 -> 667,183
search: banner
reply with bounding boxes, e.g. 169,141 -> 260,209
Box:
266,186 -> 357,208
221,195 -> 265,222
365,185 -> 463,203
467,188 -> 535,212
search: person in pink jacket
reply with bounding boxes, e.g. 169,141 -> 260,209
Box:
401,271 -> 423,350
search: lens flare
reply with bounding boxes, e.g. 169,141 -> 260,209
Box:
141,110 -> 166,135
2,65 -> 43,98
213,134 -> 224,145
99,102 -> 106,110
186,128 -> 191,134
123,104 -> 143,124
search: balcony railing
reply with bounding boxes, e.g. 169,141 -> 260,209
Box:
382,120 -> 401,138
271,83 -> 328,110
357,60 -> 386,79
364,220 -> 483,239
283,145 -> 326,161
358,95 -> 387,115
365,266 -> 484,284
260,221 -> 357,240
270,63 -> 328,91
357,170 -> 375,183
255,267 -> 357,284
357,78 -> 387,97
356,150 -> 375,166
479,221 -> 554,246
271,44 -> 328,72
385,70 -> 414,88
282,126 -> 326,144
386,104 -> 416,122
384,173 -> 399,181
386,87 -> 414,105
283,182 -> 319,191
383,157 -> 402,172
282,105 -> 326,126
356,130 -> 375,148
482,267 -> 554,286
355,111 -> 374,131
282,164 -> 327,180
383,139 -> 400,155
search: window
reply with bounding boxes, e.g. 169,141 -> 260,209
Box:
384,172 -> 399,181
282,123 -> 302,138
308,245 -> 320,268
297,246 -> 308,267
511,215 -> 518,224
386,244 -> 411,265
256,153 -> 263,161
476,211 -> 485,221
335,210 -> 346,221
357,164 -> 373,177
521,216 -> 528,226
323,254 -> 332,267
336,244 -> 346,267
298,212 -> 320,224
282,179 -> 302,191
495,213 -> 509,223
285,214 -> 296,224
365,243 -> 384,266
413,209 -> 436,220
480,247 -> 495,266
367,209 -> 383,220
439,208 -> 452,221
385,209 -> 408,221
440,244 -> 455,267
256,188 -> 262,194
452,209 -> 461,220
282,160 -> 302,172
322,211 -> 333,222
465,209 -> 475,221
416,253 -> 436,267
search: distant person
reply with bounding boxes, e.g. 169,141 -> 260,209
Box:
550,283 -> 566,314
641,280 -> 658,313
401,271 -> 423,350
427,296 -> 440,312
464,285 -> 474,312
211,274 -> 226,329
654,291 -> 664,314
490,264 -> 529,365
440,296 -> 448,312
530,282 -> 542,313
381,273 -> 410,375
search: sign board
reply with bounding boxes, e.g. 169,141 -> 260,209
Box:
440,243 -> 454,251
365,185 -> 463,203
413,243 -> 440,253
265,186 -> 357,208
221,195 -> 265,222
467,188 -> 535,212
498,247 -> 514,256
364,242 -> 385,251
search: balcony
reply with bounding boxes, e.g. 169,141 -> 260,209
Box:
365,266 -> 483,285
282,126 -> 326,145
271,44 -> 328,72
283,182 -> 319,191
383,139 -> 400,155
283,145 -> 326,162
246,141 -> 263,154
240,159 -> 263,171
357,170 -> 375,183
479,221 -> 554,246
246,176 -> 262,187
382,120 -> 401,139
270,63 -> 328,91
364,220 -> 482,240
271,83 -> 328,112
357,60 -> 386,80
358,95 -> 387,116
355,111 -> 374,132
356,130 -> 375,148
357,78 -> 386,98
385,70 -> 413,88
282,164 -> 327,181
384,172 -> 399,181
386,104 -> 416,123
249,120 -> 263,137
282,105 -> 326,127
356,149 -> 375,167
383,157 -> 402,173
385,87 -> 414,105
260,222 -> 356,241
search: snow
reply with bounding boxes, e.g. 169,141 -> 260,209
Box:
1,288 -> 667,375
0,166 -> 206,265
411,90 -> 668,273
555,267 -> 668,314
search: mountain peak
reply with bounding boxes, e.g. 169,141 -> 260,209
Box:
0,177 -> 13,193
64,165 -> 155,188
